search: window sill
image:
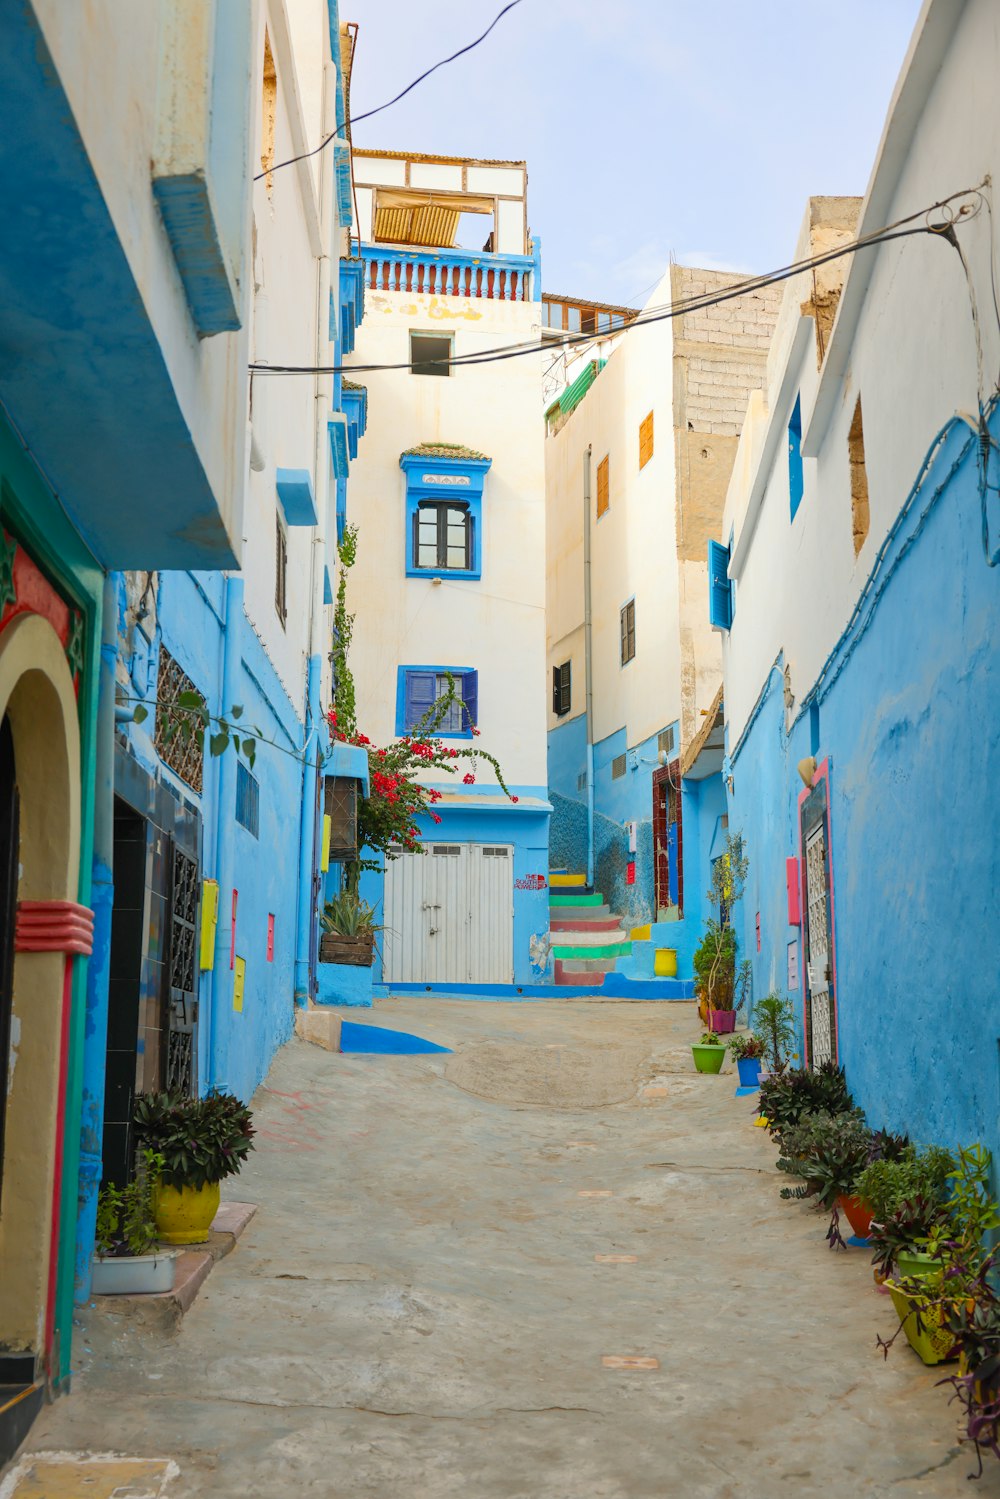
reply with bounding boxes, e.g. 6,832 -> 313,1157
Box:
406,566 -> 481,582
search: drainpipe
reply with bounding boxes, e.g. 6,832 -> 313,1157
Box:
73,574 -> 117,1303
583,444 -> 595,889
207,575 -> 244,1092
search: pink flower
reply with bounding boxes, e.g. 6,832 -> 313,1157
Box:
430,813 -> 442,824
462,773 -> 475,785
471,726 -> 480,737
511,795 -> 519,804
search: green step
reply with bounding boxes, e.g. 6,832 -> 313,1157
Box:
551,941 -> 631,960
549,892 -> 604,906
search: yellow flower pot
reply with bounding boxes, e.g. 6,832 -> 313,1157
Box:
654,948 -> 678,978
154,1180 -> 221,1245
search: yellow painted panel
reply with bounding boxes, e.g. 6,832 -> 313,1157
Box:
321,813 -> 332,873
550,873 -> 586,887
630,923 -> 651,942
233,955 -> 246,1013
200,878 -> 218,970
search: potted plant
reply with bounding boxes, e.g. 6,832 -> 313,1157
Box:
859,1145 -> 955,1277
751,993 -> 795,1073
940,1260 -> 1000,1478
693,832 -> 750,1034
728,1032 -> 766,1089
758,1061 -> 855,1140
134,1091 -> 255,1245
92,1147 -> 180,1295
319,890 -> 381,966
691,1032 -> 726,1075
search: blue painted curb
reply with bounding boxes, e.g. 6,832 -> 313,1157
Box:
734,1085 -> 760,1097
386,978 -> 694,1001
339,1021 -> 451,1055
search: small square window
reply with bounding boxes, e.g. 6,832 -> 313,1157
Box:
413,501 -> 473,572
410,332 -> 452,377
552,661 -> 571,717
612,753 -> 627,780
620,599 -> 636,665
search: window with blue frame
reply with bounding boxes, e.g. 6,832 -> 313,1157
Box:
707,538 -> 732,631
788,394 -> 804,520
400,446 -> 492,581
397,667 -> 479,738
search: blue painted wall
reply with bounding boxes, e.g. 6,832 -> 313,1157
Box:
728,412 -> 1000,1153
115,570 -> 305,1104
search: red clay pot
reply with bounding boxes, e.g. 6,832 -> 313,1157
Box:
838,1194 -> 874,1240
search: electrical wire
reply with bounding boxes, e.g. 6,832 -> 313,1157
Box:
250,186 -> 986,377
254,0 -> 524,184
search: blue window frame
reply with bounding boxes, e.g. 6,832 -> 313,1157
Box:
401,450 -> 491,581
708,539 -> 732,631
396,667 -> 478,739
788,394 -> 804,520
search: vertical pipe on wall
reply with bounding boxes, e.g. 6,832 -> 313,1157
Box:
73,574 -> 117,1304
207,575 -> 244,1092
583,445 -> 595,889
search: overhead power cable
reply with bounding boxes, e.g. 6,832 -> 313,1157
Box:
249,186 -> 985,377
254,0 -> 523,183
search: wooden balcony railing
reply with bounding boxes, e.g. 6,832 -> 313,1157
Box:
361,244 -> 536,302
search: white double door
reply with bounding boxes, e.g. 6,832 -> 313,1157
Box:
383,842 -> 513,984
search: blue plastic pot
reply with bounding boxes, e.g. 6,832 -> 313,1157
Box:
736,1057 -> 761,1089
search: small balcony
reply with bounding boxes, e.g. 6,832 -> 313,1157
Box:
361,243 -> 537,302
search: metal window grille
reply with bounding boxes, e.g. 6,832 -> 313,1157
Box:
620,600 -> 636,665
324,775 -> 359,861
154,646 -> 205,793
275,516 -> 288,625
166,844 -> 199,1097
577,770 -> 587,792
236,761 -> 260,838
432,845 -> 461,856
658,727 -> 675,755
435,674 -> 465,734
611,754 -> 627,780
482,847 -> 509,857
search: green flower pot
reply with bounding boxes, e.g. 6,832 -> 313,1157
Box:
692,1043 -> 725,1075
895,1250 -> 943,1280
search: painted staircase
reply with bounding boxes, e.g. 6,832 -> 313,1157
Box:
548,871 -> 694,999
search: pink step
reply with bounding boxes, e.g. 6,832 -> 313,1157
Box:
549,915 -> 621,933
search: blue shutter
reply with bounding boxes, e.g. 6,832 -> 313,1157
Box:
404,671 -> 436,731
707,540 -> 732,631
461,671 -> 479,734
788,394 -> 804,520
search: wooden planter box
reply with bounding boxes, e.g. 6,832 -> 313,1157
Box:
319,932 -> 374,967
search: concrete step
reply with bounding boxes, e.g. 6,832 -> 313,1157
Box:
555,965 -> 613,987
552,927 -> 628,948
551,940 -> 631,960
556,955 -> 618,973
549,891 -> 604,907
549,872 -> 587,888
549,912 -> 616,932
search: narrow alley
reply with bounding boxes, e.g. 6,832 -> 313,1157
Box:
18,1000 -> 983,1499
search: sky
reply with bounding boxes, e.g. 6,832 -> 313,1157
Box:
343,0 -> 925,307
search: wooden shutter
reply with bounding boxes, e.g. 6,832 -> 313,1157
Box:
639,411 -> 654,469
404,671 -> 437,731
707,540 -> 733,631
596,455 -> 610,518
461,671 -> 479,734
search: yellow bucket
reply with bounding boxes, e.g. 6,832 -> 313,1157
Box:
653,948 -> 678,978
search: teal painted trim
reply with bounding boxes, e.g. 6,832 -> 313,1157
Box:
531,234 -> 542,301
329,416 -> 350,478
386,978 -> 693,1000
549,892 -> 604,906
341,384 -> 368,458
324,564 -> 334,606
151,173 -> 241,335
276,467 -> 318,527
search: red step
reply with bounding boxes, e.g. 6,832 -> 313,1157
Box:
555,962 -> 613,986
549,915 -> 621,933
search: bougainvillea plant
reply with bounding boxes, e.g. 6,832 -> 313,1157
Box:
328,525 -> 516,891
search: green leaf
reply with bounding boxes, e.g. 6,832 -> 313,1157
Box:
210,731 -> 229,757
231,733 -> 241,755
176,691 -> 204,708
132,704 -> 149,724
231,705 -> 244,720
242,738 -> 256,767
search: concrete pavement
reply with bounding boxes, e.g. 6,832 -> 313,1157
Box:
11,998 -> 993,1497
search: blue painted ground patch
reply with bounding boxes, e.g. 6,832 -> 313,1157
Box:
339,1022 -> 451,1055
